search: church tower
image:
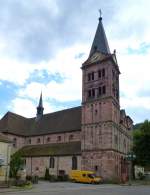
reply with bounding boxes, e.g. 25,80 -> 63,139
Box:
81,14 -> 126,180
36,92 -> 44,120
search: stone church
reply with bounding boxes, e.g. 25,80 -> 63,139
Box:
0,15 -> 133,181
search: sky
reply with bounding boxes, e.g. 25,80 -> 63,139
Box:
0,0 -> 150,124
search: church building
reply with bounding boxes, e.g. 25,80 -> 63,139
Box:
0,15 -> 133,182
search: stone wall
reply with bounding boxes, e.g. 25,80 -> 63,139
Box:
25,155 -> 81,177
25,131 -> 81,146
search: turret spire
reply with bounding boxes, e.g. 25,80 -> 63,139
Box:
89,12 -> 110,57
36,92 -> 44,120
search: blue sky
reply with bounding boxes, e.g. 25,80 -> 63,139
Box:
0,0 -> 150,124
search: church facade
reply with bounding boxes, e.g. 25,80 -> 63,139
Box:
0,16 -> 133,182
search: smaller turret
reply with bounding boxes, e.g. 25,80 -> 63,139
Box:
36,92 -> 44,121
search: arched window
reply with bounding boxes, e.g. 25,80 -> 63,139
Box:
37,138 -> 40,143
69,134 -> 74,141
47,137 -> 50,143
49,157 -> 55,168
72,156 -> 77,170
28,138 -> 31,144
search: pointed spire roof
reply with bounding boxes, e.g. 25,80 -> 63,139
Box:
36,92 -> 44,120
38,92 -> 43,108
89,14 -> 110,57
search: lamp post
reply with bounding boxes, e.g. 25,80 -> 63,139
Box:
126,152 -> 136,185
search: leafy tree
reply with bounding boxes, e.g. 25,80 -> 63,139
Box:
133,120 -> 150,167
9,152 -> 24,178
44,167 -> 50,180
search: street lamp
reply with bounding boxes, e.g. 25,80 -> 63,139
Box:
125,152 -> 136,185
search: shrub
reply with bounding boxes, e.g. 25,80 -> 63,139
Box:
44,168 -> 50,180
138,172 -> 145,180
57,174 -> 68,182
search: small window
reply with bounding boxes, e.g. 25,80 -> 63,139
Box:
69,134 -> 74,141
28,138 -> 31,144
59,170 -> 65,176
98,87 -> 102,96
102,69 -> 105,77
36,167 -> 39,171
47,137 -> 50,143
49,157 -> 55,168
72,156 -> 77,170
88,90 -> 91,98
98,70 -> 102,78
102,86 -> 106,94
13,138 -> 17,148
88,73 -> 91,81
37,138 -> 41,143
92,72 -> 94,80
112,70 -> 115,78
57,136 -> 61,141
92,89 -> 95,97
95,165 -> 98,171
95,109 -> 98,115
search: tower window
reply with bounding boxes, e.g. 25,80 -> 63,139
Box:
88,73 -> 91,81
87,72 -> 94,81
88,90 -> 92,98
92,89 -> 95,97
102,69 -> 105,77
98,87 -> 102,96
92,72 -> 94,80
98,70 -> 102,78
102,86 -> 106,94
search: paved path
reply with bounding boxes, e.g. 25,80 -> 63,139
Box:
1,181 -> 150,195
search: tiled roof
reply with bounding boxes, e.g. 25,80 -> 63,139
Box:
0,106 -> 81,136
18,141 -> 81,157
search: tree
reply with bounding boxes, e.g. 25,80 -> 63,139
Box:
9,152 -> 24,178
44,167 -> 50,180
133,120 -> 150,167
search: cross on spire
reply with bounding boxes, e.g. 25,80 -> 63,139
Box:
99,9 -> 102,18
89,10 -> 110,56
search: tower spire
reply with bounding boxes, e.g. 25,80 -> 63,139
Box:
89,11 -> 110,57
36,92 -> 44,120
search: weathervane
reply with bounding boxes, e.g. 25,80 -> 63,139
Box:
99,9 -> 102,18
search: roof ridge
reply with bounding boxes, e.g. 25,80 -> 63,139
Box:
30,106 -> 81,119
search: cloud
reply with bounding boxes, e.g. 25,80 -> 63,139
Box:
21,44 -> 86,101
0,0 -> 150,123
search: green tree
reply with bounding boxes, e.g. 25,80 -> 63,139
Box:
44,167 -> 50,180
133,120 -> 150,167
9,152 -> 24,178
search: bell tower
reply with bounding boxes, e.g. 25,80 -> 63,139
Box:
81,14 -> 121,179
